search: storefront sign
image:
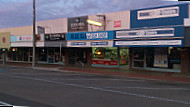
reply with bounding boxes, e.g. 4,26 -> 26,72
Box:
45,33 -> 65,41
92,60 -> 118,65
114,40 -> 183,47
68,16 -> 88,32
114,20 -> 121,28
116,28 -> 174,38
138,6 -> 179,20
67,41 -> 113,47
130,4 -> 188,28
15,35 -> 33,42
0,32 -> 10,49
67,31 -> 114,41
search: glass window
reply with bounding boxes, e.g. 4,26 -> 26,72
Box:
38,48 -> 47,62
119,48 -> 129,66
92,47 -> 118,66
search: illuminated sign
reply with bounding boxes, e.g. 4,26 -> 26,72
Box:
86,32 -> 108,39
138,6 -> 179,20
87,19 -> 102,26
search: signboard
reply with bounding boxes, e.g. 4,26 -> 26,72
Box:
114,20 -> 121,28
68,16 -> 88,32
115,27 -> 183,39
16,35 -> 33,42
114,40 -> 183,47
92,60 -> 118,65
130,4 -> 188,28
45,33 -> 65,41
67,41 -> 113,47
116,28 -> 174,38
0,32 -> 10,49
67,31 -> 115,41
37,26 -> 45,34
138,6 -> 179,20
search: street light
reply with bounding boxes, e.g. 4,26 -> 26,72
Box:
32,0 -> 36,67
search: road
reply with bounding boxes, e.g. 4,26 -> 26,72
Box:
0,66 -> 190,107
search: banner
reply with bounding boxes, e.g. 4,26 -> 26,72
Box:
68,16 -> 88,32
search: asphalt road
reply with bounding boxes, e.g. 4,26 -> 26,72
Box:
0,66 -> 190,107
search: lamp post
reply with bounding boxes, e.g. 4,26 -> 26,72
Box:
32,0 -> 36,67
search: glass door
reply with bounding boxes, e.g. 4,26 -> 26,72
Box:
133,48 -> 145,68
119,48 -> 129,68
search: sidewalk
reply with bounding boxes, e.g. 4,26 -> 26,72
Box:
1,62 -> 190,83
60,66 -> 190,83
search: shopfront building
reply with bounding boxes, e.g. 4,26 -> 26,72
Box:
66,31 -> 116,67
0,32 -> 11,62
113,3 -> 190,73
38,33 -> 66,64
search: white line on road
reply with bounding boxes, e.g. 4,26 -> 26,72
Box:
1,73 -> 190,105
0,100 -> 14,106
104,86 -> 190,90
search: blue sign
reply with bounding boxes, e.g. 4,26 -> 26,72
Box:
67,31 -> 115,41
91,42 -> 108,46
130,4 -> 188,28
114,39 -> 184,47
115,26 -> 184,39
71,42 -> 86,46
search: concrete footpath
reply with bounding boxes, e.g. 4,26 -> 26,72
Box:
1,62 -> 190,84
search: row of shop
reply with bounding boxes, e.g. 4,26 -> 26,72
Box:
0,3 -> 190,73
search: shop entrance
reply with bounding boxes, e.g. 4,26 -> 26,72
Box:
132,47 -> 181,72
68,48 -> 89,65
119,48 -> 129,68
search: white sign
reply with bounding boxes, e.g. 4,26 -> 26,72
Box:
138,6 -> 179,20
86,32 -> 108,39
116,28 -> 174,38
16,35 -> 33,42
67,41 -> 113,47
115,40 -> 182,46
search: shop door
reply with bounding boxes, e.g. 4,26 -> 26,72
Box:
133,48 -> 145,68
119,48 -> 129,68
68,48 -> 88,65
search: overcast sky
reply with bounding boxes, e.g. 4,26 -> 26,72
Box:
0,0 -> 187,28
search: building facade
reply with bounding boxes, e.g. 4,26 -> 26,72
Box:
0,3 -> 190,73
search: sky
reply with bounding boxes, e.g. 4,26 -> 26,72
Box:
0,0 -> 187,28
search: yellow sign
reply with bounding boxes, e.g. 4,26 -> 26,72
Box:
0,32 -> 10,49
87,19 -> 102,26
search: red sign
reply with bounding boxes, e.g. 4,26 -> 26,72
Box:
114,20 -> 121,28
92,60 -> 118,65
2,37 -> 6,44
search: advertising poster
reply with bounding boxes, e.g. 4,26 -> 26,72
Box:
154,47 -> 168,68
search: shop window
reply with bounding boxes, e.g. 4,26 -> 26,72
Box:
133,48 -> 144,67
119,48 -> 129,67
92,47 -> 118,66
38,48 -> 47,62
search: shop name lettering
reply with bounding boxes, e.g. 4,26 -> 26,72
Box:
71,23 -> 85,28
70,32 -> 108,40
138,7 -> 179,19
121,30 -> 173,36
86,32 -> 108,39
139,9 -> 178,16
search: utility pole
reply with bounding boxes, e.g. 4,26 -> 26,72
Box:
32,0 -> 36,68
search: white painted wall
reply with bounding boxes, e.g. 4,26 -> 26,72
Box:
88,10 -> 130,32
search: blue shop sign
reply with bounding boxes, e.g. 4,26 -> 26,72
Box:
91,42 -> 108,46
130,3 -> 188,28
67,31 -> 115,41
115,26 -> 184,39
114,39 -> 184,47
71,42 -> 86,46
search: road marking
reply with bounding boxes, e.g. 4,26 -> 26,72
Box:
0,100 -> 14,106
1,73 -> 190,105
104,86 -> 190,90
